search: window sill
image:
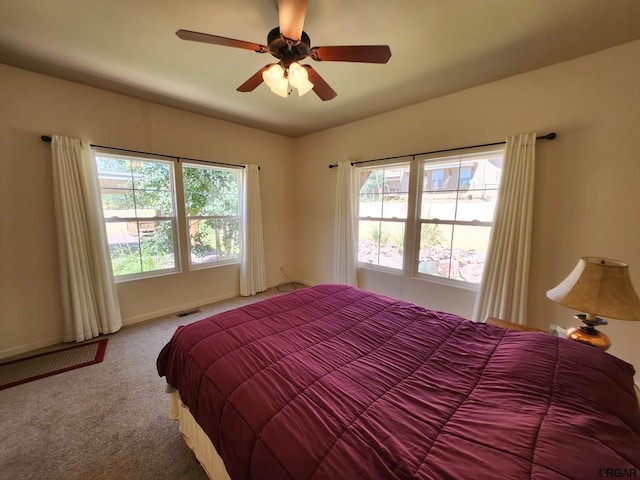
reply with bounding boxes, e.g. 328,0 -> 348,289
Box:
357,263 -> 404,276
114,268 -> 181,284
411,272 -> 480,292
188,259 -> 240,271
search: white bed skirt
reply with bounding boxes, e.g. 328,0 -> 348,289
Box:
168,389 -> 232,480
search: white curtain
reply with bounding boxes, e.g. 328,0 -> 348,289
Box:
472,133 -> 537,324
333,161 -> 358,286
240,164 -> 267,296
51,135 -> 122,342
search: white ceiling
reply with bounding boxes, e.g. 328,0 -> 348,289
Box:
1,0 -> 640,138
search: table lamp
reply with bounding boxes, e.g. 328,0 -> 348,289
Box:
546,257 -> 640,351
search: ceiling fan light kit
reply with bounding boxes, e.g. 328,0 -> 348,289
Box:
262,61 -> 314,98
287,62 -> 310,88
262,64 -> 287,97
176,0 -> 391,101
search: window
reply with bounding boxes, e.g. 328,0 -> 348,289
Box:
355,148 -> 504,286
182,163 -> 241,268
96,152 -> 178,279
417,151 -> 502,284
96,151 -> 243,281
357,163 -> 410,270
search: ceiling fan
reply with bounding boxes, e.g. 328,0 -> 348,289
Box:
176,0 -> 391,101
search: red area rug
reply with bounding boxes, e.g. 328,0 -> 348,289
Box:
0,338 -> 108,391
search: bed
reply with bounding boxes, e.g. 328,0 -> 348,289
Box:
157,284 -> 640,479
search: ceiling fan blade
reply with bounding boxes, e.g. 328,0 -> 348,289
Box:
237,64 -> 274,92
278,0 -> 307,42
303,65 -> 337,101
176,29 -> 268,53
310,45 -> 392,64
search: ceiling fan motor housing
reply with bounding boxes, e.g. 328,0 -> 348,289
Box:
267,27 -> 311,67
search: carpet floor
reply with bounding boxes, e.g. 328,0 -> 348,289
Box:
0,286 -> 297,480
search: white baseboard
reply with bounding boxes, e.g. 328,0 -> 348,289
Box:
1,283 -> 312,360
0,291 -> 240,359
0,335 -> 65,361
121,290 -> 240,326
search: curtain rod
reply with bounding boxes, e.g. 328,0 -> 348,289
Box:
40,135 -> 247,169
327,132 -> 557,169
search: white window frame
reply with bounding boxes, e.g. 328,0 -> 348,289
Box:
95,149 -> 180,282
181,162 -> 242,270
355,148 -> 505,289
413,147 -> 504,289
356,161 -> 411,273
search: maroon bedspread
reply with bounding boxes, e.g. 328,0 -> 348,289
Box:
157,284 -> 640,480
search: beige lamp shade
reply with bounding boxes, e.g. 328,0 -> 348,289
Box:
546,257 -> 640,321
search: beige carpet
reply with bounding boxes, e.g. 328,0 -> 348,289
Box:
0,285 -> 301,480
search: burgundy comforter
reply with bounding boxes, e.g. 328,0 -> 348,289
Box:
157,284 -> 640,479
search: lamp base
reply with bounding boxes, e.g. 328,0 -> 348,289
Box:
567,315 -> 611,351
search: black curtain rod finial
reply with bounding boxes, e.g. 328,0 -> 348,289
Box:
41,135 -> 52,143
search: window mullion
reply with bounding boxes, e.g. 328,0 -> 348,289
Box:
405,157 -> 420,277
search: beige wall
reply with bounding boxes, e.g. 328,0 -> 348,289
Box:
292,39 -> 640,381
2,39 -> 639,382
0,64 -> 293,357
